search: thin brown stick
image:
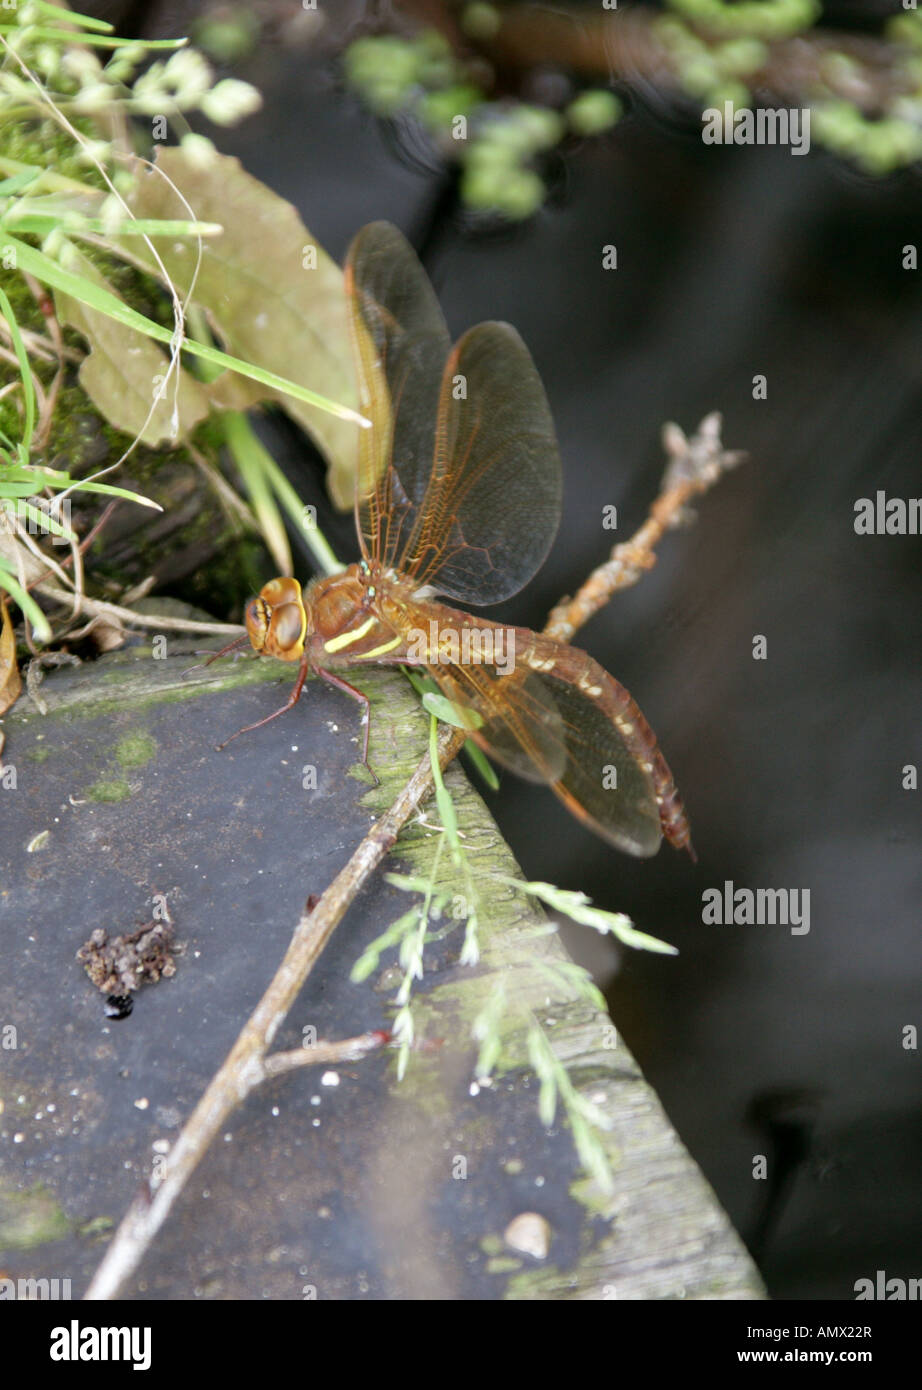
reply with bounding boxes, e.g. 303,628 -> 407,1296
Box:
23,271 -> 66,452
0,322 -> 82,365
83,726 -> 464,1300
35,581 -> 244,637
263,1031 -> 391,1078
84,413 -> 739,1300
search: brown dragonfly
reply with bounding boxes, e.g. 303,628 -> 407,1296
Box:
222,221 -> 692,859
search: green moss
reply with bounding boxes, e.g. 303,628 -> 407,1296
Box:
570,1172 -> 620,1217
0,1183 -> 71,1251
346,761 -> 378,786
5,660 -> 278,727
86,777 -> 133,803
78,1214 -> 115,1240
115,733 -> 156,768
504,1264 -> 567,1297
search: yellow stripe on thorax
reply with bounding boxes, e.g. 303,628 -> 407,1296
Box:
323,615 -> 378,653
358,635 -> 403,659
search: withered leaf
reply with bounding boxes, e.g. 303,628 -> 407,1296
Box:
0,595 -> 23,716
54,245 -> 212,447
120,148 -> 358,507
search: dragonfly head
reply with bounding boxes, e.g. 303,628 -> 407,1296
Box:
244,576 -> 307,662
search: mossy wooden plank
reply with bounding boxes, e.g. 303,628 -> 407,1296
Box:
0,647 -> 763,1299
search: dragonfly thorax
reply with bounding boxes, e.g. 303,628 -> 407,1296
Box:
306,564 -> 409,667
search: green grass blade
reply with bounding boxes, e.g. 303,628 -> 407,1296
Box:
462,739 -> 500,790
235,419 -> 342,578
0,169 -> 41,197
0,284 -> 36,454
3,215 -> 224,239
0,563 -> 52,642
221,411 -> 291,577
0,27 -> 187,49
429,714 -> 461,861
1,233 -> 370,428
31,1 -> 115,31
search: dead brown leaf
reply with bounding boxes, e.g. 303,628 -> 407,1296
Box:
0,595 -> 23,716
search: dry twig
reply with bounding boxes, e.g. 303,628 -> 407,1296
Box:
546,412 -> 743,642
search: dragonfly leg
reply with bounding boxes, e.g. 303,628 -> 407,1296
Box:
316,667 -> 379,787
184,634 -> 250,677
214,653 -> 309,751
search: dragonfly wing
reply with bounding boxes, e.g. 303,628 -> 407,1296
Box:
427,651 -> 566,784
345,221 -> 451,570
346,223 -> 561,605
429,632 -> 690,857
398,322 -> 561,604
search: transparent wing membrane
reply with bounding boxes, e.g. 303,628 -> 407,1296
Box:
425,629 -> 687,857
345,223 -> 561,604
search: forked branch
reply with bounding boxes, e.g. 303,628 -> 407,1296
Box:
545,413 -> 743,642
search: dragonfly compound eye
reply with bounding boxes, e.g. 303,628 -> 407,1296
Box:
267,602 -> 306,659
244,597 -> 270,652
